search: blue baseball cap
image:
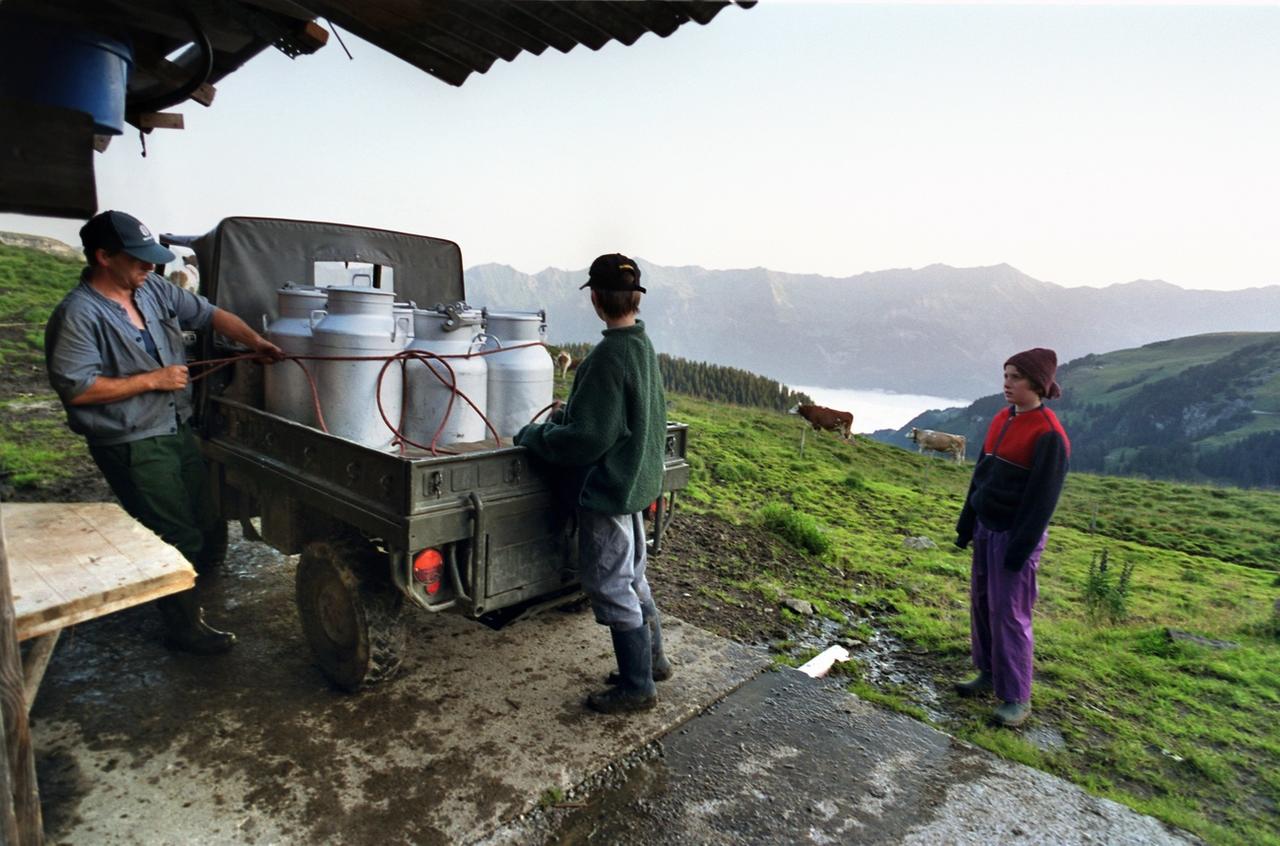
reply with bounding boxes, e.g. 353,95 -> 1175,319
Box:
80,210 -> 176,265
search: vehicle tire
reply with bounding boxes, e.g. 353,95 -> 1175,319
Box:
296,536 -> 406,692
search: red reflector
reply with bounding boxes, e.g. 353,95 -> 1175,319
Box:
646,499 -> 658,516
413,548 -> 445,594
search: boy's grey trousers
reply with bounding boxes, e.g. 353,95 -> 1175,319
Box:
577,509 -> 652,631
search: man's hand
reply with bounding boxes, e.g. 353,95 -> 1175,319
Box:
250,336 -> 286,363
211,308 -> 286,362
149,364 -> 190,391
70,366 -> 189,406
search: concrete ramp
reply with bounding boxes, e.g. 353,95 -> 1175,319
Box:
516,670 -> 1202,845
31,534 -> 768,845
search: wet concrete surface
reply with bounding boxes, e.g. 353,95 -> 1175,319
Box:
491,671 -> 1203,846
29,525 -> 768,845
28,522 -> 1202,846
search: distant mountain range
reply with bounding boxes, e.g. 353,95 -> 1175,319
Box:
0,231 -> 80,261
465,261 -> 1280,397
876,332 -> 1280,488
11,231 -> 1280,400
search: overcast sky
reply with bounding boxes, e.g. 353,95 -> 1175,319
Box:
3,2 -> 1278,291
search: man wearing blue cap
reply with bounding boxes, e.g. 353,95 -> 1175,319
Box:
45,210 -> 283,655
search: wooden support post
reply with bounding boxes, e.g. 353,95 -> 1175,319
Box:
22,632 -> 59,715
0,98 -> 96,219
0,688 -> 16,846
799,427 -> 806,456
0,507 -> 43,844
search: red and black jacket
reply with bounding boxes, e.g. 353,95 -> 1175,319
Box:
956,404 -> 1070,570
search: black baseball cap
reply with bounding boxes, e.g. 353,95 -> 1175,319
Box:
80,210 -> 176,265
579,253 -> 646,294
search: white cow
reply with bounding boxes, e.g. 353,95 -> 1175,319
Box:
908,427 -> 966,463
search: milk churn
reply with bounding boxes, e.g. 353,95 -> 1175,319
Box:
481,309 -> 554,440
263,284 -> 327,427
309,285 -> 406,449
393,301 -> 416,350
404,304 -> 488,446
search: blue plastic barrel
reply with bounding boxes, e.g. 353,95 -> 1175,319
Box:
0,15 -> 133,135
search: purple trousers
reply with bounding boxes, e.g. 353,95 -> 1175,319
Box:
970,521 -> 1045,703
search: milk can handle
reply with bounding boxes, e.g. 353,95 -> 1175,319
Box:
392,315 -> 411,343
309,308 -> 327,331
475,332 -> 502,351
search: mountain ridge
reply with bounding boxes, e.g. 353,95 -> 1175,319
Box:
464,259 -> 1280,397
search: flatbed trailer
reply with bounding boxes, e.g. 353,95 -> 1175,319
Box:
176,217 -> 690,690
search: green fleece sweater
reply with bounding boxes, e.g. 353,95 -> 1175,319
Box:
514,321 -> 666,515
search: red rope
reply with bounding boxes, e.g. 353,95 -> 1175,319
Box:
187,342 -> 553,456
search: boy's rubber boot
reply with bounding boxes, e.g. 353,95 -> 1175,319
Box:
606,598 -> 673,684
993,700 -> 1032,727
157,592 -> 236,656
588,624 -> 657,714
953,670 -> 994,698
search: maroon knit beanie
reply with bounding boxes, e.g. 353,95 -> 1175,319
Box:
1005,348 -> 1061,399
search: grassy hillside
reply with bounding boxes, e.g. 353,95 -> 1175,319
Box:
665,393 -> 1278,846
890,332 -> 1280,488
0,244 -> 85,491
3,242 -> 1278,842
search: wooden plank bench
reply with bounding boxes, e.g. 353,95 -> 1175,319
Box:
3,503 -> 196,712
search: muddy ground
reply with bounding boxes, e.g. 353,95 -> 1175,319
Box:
27,522 -> 770,845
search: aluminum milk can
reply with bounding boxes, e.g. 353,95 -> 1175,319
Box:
310,285 -> 407,450
393,301 -> 416,350
481,309 -> 554,440
404,305 -> 488,446
263,284 -> 327,427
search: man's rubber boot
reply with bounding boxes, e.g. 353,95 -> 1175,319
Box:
588,624 -> 657,714
606,598 -> 673,685
953,670 -> 994,698
157,591 -> 236,656
993,700 -> 1032,727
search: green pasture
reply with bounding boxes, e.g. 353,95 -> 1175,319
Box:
0,244 -> 79,366
668,393 -> 1279,846
0,246 -> 85,489
1064,332 -> 1274,407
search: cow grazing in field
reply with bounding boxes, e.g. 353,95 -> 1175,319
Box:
789,404 -> 854,441
166,255 -> 200,294
555,350 -> 572,379
907,427 -> 966,463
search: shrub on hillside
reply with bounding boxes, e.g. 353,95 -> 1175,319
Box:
1082,548 -> 1136,623
841,471 -> 866,491
759,502 -> 830,555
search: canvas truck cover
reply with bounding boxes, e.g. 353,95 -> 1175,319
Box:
166,217 -> 466,329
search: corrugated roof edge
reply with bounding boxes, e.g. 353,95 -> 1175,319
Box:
303,0 -> 756,88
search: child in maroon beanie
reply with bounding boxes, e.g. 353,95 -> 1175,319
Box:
954,348 -> 1070,727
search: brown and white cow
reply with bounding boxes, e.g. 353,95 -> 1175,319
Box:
555,350 -> 572,380
907,427 -> 966,463
789,404 -> 854,440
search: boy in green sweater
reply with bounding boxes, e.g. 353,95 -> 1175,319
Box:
515,253 -> 671,714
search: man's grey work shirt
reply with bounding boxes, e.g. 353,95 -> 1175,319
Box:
45,268 -> 215,446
